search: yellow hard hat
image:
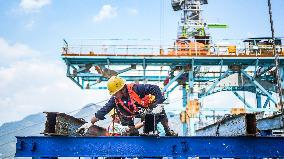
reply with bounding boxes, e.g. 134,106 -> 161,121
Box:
107,76 -> 126,95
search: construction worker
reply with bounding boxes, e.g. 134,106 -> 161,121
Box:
108,108 -> 144,136
78,76 -> 177,136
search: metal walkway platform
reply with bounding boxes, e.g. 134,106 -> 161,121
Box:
62,54 -> 284,66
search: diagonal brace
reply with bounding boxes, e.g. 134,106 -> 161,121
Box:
232,91 -> 253,109
263,97 -> 270,108
117,65 -> 136,74
203,69 -> 230,97
162,69 -> 184,92
241,69 -> 276,104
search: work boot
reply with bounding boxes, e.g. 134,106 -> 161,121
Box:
165,130 -> 178,136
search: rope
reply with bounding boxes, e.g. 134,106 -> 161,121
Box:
112,108 -> 116,134
268,0 -> 283,112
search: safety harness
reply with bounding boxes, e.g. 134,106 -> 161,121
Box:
107,125 -> 121,136
114,84 -> 156,116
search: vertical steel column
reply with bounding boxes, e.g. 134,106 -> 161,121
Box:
187,60 -> 194,100
219,59 -> 223,78
268,0 -> 283,111
143,58 -> 147,84
188,60 -> 195,136
182,86 -> 188,136
263,97 -> 270,108
256,91 -> 262,108
280,66 -> 284,112
253,59 -> 259,77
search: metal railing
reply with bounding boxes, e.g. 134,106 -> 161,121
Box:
62,38 -> 284,57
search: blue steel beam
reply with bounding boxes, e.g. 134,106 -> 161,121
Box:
80,74 -> 224,82
91,86 -> 107,90
188,59 -> 194,97
71,72 -> 275,83
232,91 -> 253,109
219,59 -> 223,78
79,74 -> 168,82
142,58 -> 146,83
241,69 -> 277,104
198,86 -> 260,98
257,113 -> 284,130
166,83 -> 179,98
280,67 -> 284,105
16,136 -> 284,158
188,60 -> 194,136
256,91 -> 262,108
256,66 -> 274,77
201,70 -> 230,98
62,56 -> 284,66
161,69 -> 184,92
253,59 -> 259,77
68,76 -> 83,89
263,97 -> 270,108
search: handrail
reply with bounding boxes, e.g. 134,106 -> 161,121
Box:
61,39 -> 284,57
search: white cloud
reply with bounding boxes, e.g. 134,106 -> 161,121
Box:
19,0 -> 51,12
0,60 -> 99,124
0,37 -> 108,125
0,38 -> 38,65
127,8 -> 138,15
93,5 -> 117,22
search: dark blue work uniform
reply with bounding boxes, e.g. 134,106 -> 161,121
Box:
95,84 -> 167,126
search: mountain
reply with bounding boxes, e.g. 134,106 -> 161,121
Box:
0,103 -> 181,158
0,113 -> 45,159
0,103 -> 102,159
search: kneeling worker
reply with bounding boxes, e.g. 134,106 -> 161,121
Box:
78,76 -> 177,136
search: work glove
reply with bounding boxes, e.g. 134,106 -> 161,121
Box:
76,122 -> 93,135
138,108 -> 150,116
151,104 -> 164,114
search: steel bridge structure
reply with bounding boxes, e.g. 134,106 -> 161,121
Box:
61,38 -> 284,135
61,0 -> 284,135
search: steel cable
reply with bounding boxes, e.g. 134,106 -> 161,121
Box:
268,0 -> 283,112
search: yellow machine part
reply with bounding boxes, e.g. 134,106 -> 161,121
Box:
186,99 -> 200,117
230,108 -> 246,115
228,45 -> 236,54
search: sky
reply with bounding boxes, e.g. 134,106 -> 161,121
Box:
0,0 -> 284,125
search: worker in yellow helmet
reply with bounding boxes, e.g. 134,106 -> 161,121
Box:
78,76 -> 177,136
